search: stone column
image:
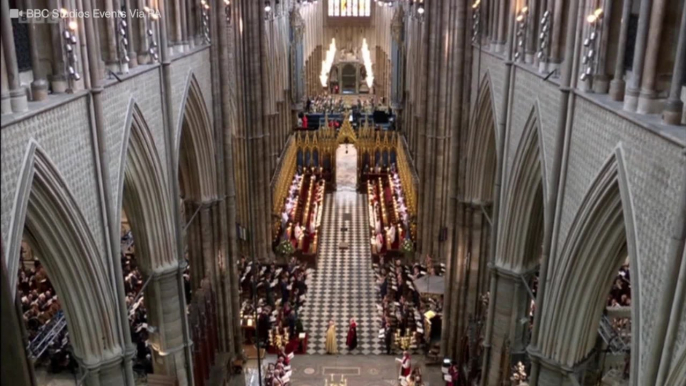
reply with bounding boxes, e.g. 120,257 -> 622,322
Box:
47,0 -> 67,92
661,4 -> 686,125
147,268 -> 190,385
549,0 -> 565,66
172,0 -> 183,53
623,0 -> 653,112
179,0 -> 189,50
482,267 -> 532,385
636,0 -> 669,114
137,0 -> 150,64
1,0 -> 28,112
532,357 -> 578,386
187,0 -> 196,48
592,0 -> 613,93
1,35 -> 13,114
26,0 -> 49,100
125,0 -> 138,67
609,0 -> 633,100
102,0 -> 120,71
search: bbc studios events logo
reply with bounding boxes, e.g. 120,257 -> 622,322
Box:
9,7 -> 161,23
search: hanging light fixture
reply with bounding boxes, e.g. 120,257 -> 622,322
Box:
579,8 -> 603,82
265,0 -> 272,12
471,0 -> 481,43
417,0 -> 425,15
514,6 -> 528,62
62,11 -> 80,92
537,10 -> 551,65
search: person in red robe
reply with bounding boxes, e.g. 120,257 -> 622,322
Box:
302,114 -> 308,129
346,318 -> 358,350
446,362 -> 458,386
400,351 -> 412,377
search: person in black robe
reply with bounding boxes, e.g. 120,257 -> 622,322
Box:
257,310 -> 271,347
384,322 -> 394,355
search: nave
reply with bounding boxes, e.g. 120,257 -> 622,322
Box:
300,192 -> 382,355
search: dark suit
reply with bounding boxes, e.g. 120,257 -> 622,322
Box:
385,326 -> 394,355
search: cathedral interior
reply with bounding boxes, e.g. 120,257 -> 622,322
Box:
1,0 -> 685,385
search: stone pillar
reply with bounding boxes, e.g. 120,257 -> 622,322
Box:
1,0 -> 28,112
172,0 -> 183,53
187,0 -> 196,48
592,0 -> 613,94
609,0 -> 633,101
125,0 -> 139,68
104,0 -> 120,71
623,0 -> 653,112
147,268 -> 190,385
47,0 -> 68,92
662,4 -> 686,125
179,0 -> 189,50
137,0 -> 150,64
636,0 -> 669,114
26,0 -> 49,100
529,354 -> 578,386
1,36 -> 13,114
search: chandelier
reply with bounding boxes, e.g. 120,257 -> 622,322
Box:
361,38 -> 374,88
320,38 -> 338,87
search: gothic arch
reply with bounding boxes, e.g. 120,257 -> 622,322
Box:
117,100 -> 176,273
465,74 -> 498,204
176,73 -> 218,202
537,147 -> 640,379
6,141 -> 122,366
665,347 -> 686,386
497,105 -> 548,272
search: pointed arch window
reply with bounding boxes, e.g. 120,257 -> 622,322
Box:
328,0 -> 371,17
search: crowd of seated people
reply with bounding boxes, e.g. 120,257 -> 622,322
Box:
607,262 -> 632,335
238,257 -> 311,353
367,163 -> 410,255
120,230 -> 156,376
264,348 -> 294,385
16,233 -> 157,377
17,250 -> 74,375
279,168 -> 325,255
374,257 -> 445,354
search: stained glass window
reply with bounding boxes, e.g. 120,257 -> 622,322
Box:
328,0 -> 370,17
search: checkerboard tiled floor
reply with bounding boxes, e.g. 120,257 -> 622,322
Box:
300,191 -> 384,355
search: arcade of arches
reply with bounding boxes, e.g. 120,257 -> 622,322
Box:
1,1 -> 685,386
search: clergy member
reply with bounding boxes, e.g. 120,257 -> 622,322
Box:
326,320 -> 338,354
399,351 -> 412,377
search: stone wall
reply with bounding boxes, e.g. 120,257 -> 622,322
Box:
1,96 -> 106,259
479,44 -> 686,382
1,47 -> 214,282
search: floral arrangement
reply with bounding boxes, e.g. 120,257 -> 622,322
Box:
276,239 -> 295,256
401,238 -> 415,254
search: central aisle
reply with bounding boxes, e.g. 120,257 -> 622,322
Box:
300,191 -> 383,355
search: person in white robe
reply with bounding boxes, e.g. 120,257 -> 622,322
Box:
294,223 -> 304,249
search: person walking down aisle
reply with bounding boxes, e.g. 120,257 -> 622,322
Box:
326,320 -> 338,354
346,318 -> 358,350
